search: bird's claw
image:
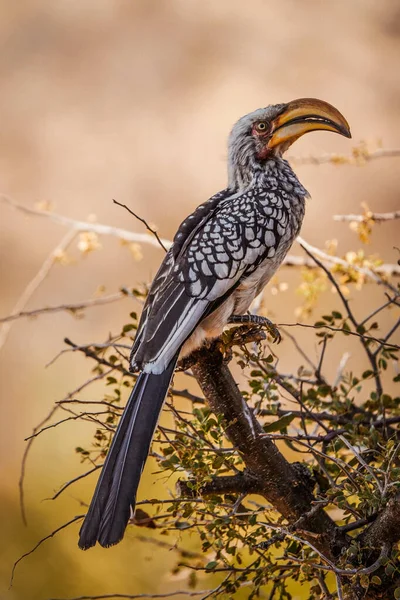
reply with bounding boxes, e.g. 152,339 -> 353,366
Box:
228,314 -> 281,344
262,320 -> 281,344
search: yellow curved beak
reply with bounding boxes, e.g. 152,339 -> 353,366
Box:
268,98 -> 351,149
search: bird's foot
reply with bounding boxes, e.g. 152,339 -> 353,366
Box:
228,314 -> 281,344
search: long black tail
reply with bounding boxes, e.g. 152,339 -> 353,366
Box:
78,356 -> 178,549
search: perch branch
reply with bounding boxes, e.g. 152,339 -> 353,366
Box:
190,340 -> 348,559
177,472 -> 262,498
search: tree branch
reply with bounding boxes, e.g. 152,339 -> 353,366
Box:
334,210 -> 400,223
359,493 -> 400,549
288,147 -> 400,166
177,472 -> 262,498
0,291 -> 126,324
190,340 -> 348,559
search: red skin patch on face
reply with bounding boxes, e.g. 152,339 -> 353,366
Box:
252,122 -> 272,161
257,145 -> 272,160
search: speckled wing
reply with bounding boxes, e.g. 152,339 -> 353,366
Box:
131,187 -> 287,374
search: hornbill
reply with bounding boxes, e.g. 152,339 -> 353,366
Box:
79,98 -> 351,549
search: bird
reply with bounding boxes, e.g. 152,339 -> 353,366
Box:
78,98 -> 351,549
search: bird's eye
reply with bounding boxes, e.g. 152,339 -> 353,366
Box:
255,121 -> 269,133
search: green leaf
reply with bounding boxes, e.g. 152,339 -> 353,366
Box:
175,521 -> 191,530
322,314 -> 334,322
212,455 -> 225,469
394,587 -> 400,599
205,561 -> 218,571
264,412 -> 295,433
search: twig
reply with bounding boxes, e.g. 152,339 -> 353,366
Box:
10,514 -> 85,587
339,514 -> 377,534
299,244 -> 384,402
113,199 -> 168,252
360,294 -> 400,327
0,291 -> 126,324
333,352 -> 351,388
47,465 -> 103,501
0,194 -> 172,249
336,574 -> 344,600
281,252 -> 400,279
373,317 -> 400,357
19,404 -> 60,526
338,435 -> 383,496
19,369 -> 114,525
297,236 -> 399,292
177,472 -> 261,498
277,322 -> 399,351
134,535 -> 203,559
47,589 -> 226,600
63,338 -> 133,376
0,228 -> 77,351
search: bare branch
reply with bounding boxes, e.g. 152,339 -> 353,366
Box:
63,338 -> 133,376
0,193 -> 172,250
19,404 -> 60,526
10,515 -> 84,588
0,228 -> 77,351
0,291 -> 126,324
299,244 -> 385,401
288,147 -> 400,166
297,236 -> 400,291
334,210 -> 400,223
47,589 -> 226,600
277,322 -> 399,351
47,465 -> 103,501
281,253 -> 400,278
134,535 -> 203,559
113,199 -> 168,252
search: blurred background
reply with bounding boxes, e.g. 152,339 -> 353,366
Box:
0,1 -> 399,598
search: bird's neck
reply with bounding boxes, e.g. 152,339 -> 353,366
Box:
228,154 -> 305,196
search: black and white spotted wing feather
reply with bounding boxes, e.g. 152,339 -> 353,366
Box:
131,185 -> 287,374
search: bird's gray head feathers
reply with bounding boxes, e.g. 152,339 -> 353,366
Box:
227,98 -> 351,190
227,103 -> 288,190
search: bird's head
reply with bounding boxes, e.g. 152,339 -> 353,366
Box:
228,98 -> 351,187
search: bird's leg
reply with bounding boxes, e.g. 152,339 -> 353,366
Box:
228,314 -> 281,343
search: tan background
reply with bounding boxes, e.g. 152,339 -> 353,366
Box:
0,1 -> 399,598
